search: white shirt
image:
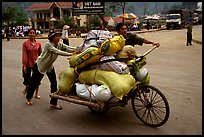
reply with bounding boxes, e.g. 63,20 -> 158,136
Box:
62,29 -> 69,39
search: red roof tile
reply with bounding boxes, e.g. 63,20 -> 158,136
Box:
25,2 -> 72,11
56,2 -> 72,8
113,17 -> 123,23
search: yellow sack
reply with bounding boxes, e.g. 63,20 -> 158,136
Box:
115,45 -> 136,59
78,69 -> 136,100
58,67 -> 78,95
100,35 -> 126,56
69,47 -> 102,69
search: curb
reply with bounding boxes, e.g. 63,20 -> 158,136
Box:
8,28 -> 202,44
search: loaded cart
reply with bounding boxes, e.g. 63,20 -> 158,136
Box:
50,44 -> 170,128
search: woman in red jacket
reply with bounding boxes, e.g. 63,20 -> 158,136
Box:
22,28 -> 42,99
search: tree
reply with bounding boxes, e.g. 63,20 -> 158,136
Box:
57,15 -> 76,29
104,2 -> 127,16
90,15 -> 101,29
2,6 -> 28,27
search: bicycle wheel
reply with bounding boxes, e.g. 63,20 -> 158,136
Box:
131,84 -> 170,127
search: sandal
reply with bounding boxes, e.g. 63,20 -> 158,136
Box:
34,95 -> 41,99
50,104 -> 62,110
26,99 -> 32,105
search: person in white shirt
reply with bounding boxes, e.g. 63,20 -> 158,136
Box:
62,25 -> 70,46
25,29 -> 76,110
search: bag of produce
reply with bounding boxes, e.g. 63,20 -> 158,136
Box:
69,47 -> 102,69
58,67 -> 78,95
100,35 -> 126,56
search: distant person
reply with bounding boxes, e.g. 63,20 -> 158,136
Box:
2,28 -> 5,39
186,22 -> 193,46
115,22 -> 160,47
22,28 -> 42,99
25,29 -> 77,110
76,29 -> 81,37
146,20 -> 150,30
5,27 -> 11,41
61,25 -> 70,45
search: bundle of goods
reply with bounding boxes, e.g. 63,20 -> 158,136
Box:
78,69 -> 136,100
69,35 -> 126,70
77,30 -> 113,52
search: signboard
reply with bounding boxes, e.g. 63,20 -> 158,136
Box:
72,2 -> 104,15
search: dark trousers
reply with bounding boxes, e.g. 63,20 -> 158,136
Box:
22,66 -> 32,86
26,64 -> 58,105
6,33 -> 10,41
187,32 -> 192,45
63,39 -> 69,46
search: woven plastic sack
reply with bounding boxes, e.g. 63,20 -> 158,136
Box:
78,69 -> 136,100
75,83 -> 114,102
69,47 -> 102,69
78,30 -> 113,52
115,45 -> 136,60
100,35 -> 126,56
58,67 -> 78,95
95,55 -> 130,74
136,67 -> 150,84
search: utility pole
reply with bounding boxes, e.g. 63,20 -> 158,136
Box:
122,2 -> 125,22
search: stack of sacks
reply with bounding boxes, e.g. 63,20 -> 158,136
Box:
59,35 -> 126,96
69,35 -> 126,69
78,69 -> 136,100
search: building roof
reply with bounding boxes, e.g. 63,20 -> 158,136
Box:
25,2 -> 72,11
112,17 -> 123,23
103,17 -> 112,22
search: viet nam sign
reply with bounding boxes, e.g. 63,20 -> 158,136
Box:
72,2 -> 104,15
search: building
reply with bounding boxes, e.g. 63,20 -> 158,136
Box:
25,2 -> 87,30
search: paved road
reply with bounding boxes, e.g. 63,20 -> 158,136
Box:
2,25 -> 202,135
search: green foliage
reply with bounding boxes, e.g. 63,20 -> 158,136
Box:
56,16 -> 77,29
90,15 -> 101,27
2,6 -> 28,27
104,2 -> 126,16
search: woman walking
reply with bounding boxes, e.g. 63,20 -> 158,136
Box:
22,28 -> 42,99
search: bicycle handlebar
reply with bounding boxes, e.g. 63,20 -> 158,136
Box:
135,45 -> 158,62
